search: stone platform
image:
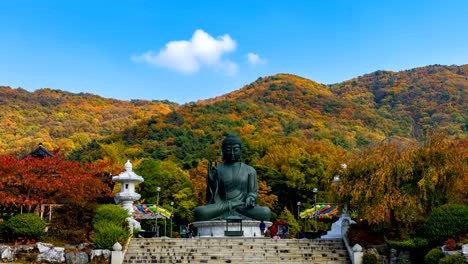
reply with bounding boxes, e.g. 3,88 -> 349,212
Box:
193,220 -> 272,237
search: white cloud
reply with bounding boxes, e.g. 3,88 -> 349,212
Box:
247,52 -> 266,65
131,29 -> 237,74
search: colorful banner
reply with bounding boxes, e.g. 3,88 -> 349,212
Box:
133,204 -> 172,219
299,204 -> 358,219
299,204 -> 338,219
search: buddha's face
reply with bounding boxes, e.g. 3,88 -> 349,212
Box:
222,144 -> 242,162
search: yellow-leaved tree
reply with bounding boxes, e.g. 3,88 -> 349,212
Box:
337,132 -> 467,226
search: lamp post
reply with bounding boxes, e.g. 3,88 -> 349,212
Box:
164,214 -> 167,237
297,201 -> 301,221
313,188 -> 318,232
170,202 -> 174,238
155,186 -> 161,237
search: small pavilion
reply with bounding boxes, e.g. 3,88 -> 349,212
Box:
21,143 -> 55,159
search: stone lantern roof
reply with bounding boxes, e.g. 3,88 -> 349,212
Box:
112,160 -> 144,183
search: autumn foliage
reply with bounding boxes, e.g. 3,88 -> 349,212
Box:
0,154 -> 112,213
337,134 -> 467,225
0,64 -> 467,232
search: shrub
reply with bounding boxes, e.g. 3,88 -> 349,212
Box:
439,254 -> 465,264
362,250 -> 378,264
48,202 -> 97,244
92,222 -> 130,250
0,221 -> 8,241
91,204 -> 130,250
4,213 -> 46,241
92,204 -> 129,227
385,237 -> 428,251
424,248 -> 445,264
423,204 -> 468,245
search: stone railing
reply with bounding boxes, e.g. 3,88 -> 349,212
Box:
341,216 -> 363,264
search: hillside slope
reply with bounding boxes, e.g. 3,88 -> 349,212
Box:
2,64 -> 466,161
70,65 -> 466,164
0,87 -> 176,155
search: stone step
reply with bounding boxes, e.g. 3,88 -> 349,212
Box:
123,238 -> 351,264
128,242 -> 346,248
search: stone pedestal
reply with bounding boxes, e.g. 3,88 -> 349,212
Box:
193,220 -> 272,238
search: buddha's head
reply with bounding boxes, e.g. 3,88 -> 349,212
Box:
222,134 -> 242,162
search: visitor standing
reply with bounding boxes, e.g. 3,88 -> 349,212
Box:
282,224 -> 289,239
259,220 -> 266,236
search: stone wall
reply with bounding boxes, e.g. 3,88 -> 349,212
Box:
0,242 -> 111,264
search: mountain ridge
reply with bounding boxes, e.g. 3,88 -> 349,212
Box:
1,64 -> 466,158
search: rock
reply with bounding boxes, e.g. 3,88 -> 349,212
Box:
90,249 -> 111,264
37,242 -> 54,253
15,244 -> 36,261
389,248 -> 398,264
398,250 -> 411,264
65,251 -> 90,264
78,243 -> 95,252
36,247 -> 65,263
462,244 -> 468,261
0,245 -> 17,262
17,244 -> 36,253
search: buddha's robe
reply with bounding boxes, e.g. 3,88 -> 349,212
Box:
194,162 -> 271,221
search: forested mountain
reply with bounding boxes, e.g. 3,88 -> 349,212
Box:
0,87 -> 176,155
331,65 -> 467,139
2,65 -> 467,159
1,64 -> 466,226
66,64 -> 466,164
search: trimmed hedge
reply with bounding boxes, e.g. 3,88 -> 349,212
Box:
423,204 -> 468,245
386,237 -> 428,251
439,254 -> 465,264
424,248 -> 445,264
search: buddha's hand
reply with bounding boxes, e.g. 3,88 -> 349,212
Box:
245,196 -> 255,208
227,200 -> 244,213
207,160 -> 217,180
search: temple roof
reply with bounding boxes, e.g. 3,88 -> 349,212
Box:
22,143 -> 54,159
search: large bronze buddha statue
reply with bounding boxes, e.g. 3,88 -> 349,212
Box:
194,134 -> 271,221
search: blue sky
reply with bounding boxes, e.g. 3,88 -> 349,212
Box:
1,1 -> 467,104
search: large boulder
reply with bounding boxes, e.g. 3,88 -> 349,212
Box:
0,245 -> 17,262
37,242 -> 54,253
65,251 -> 90,264
36,247 -> 65,263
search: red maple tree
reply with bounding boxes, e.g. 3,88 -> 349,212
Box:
0,154 -> 112,213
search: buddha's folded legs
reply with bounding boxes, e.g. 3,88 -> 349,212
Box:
195,203 -> 228,221
236,206 -> 271,221
195,203 -> 271,221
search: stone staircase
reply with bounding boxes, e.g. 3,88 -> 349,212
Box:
123,238 -> 351,264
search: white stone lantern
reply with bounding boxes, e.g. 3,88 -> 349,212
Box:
112,160 -> 144,215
